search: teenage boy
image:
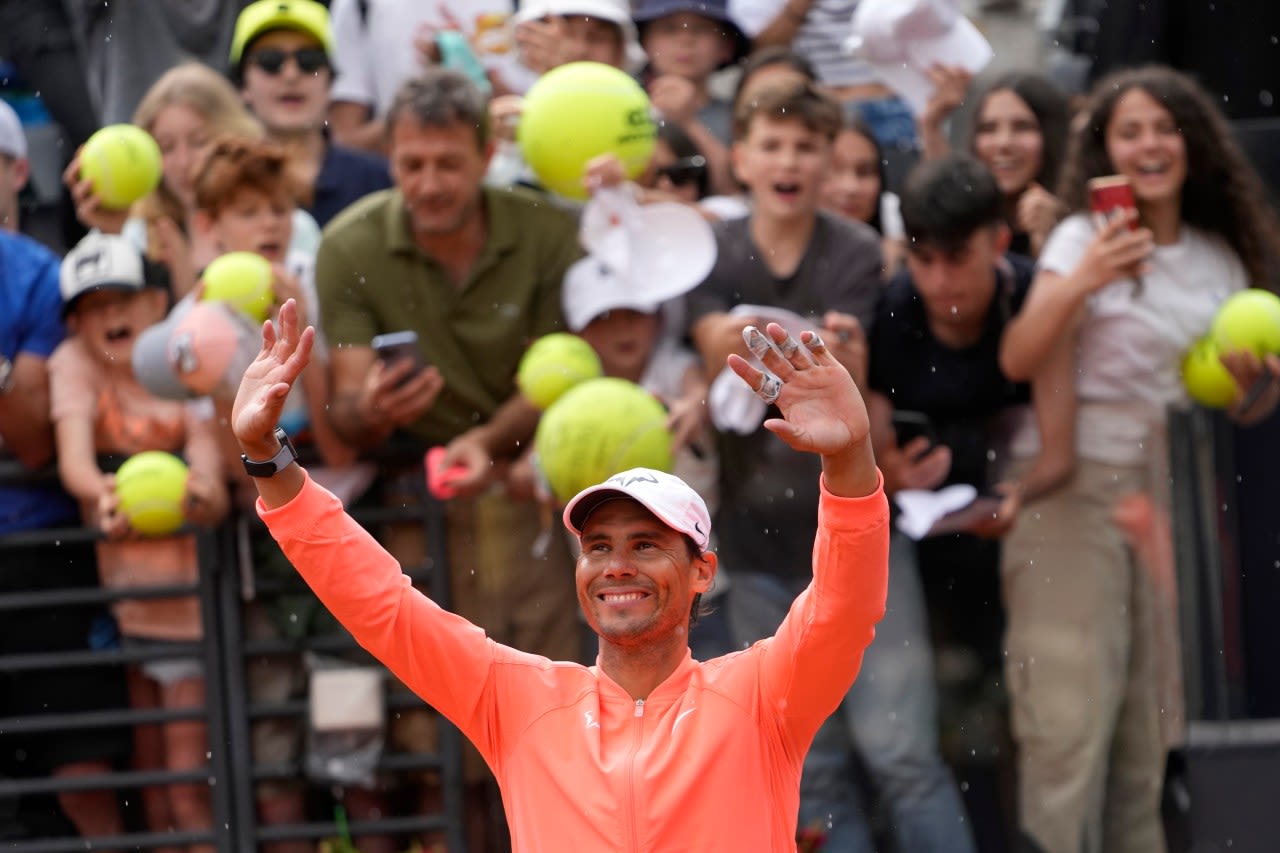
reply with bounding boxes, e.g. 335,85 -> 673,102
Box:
686,78 -> 892,847
232,0 -> 391,227
633,0 -> 750,195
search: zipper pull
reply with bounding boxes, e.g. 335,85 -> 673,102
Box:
634,699 -> 645,718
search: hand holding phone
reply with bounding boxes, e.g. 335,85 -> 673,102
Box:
891,410 -> 939,451
1087,176 -> 1138,230
372,331 -> 427,386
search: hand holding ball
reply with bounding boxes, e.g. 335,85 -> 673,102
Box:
1181,337 -> 1237,409
517,62 -> 657,200
79,124 -> 163,210
1211,289 -> 1280,358
517,333 -> 603,410
201,252 -> 275,323
115,451 -> 190,537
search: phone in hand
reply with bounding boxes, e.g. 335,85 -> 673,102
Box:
1087,175 -> 1138,230
892,410 -> 939,452
371,330 -> 427,386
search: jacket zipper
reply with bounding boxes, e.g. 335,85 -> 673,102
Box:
626,699 -> 645,852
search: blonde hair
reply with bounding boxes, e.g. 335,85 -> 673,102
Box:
131,62 -> 264,228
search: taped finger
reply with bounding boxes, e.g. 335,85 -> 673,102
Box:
755,372 -> 782,405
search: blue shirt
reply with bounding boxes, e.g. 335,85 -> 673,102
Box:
0,231 -> 78,532
310,141 -> 392,228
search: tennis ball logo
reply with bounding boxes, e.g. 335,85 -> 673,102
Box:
535,377 -> 674,503
517,333 -> 604,410
1211,289 -> 1280,358
1181,337 -> 1237,409
201,251 -> 275,323
115,451 -> 189,537
517,61 -> 657,200
79,124 -> 163,210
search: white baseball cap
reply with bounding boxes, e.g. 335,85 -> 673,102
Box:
563,466 -> 712,551
515,0 -> 639,47
59,232 -> 147,316
0,99 -> 27,160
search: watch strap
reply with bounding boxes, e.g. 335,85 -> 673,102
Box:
241,427 -> 298,478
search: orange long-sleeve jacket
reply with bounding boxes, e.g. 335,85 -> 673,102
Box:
260,471 -> 889,852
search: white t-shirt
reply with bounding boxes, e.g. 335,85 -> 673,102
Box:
331,0 -> 538,115
1038,214 -> 1248,464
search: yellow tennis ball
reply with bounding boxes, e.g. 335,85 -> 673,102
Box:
517,61 -> 657,200
79,124 -> 163,210
517,333 -> 604,410
201,251 -> 275,323
535,377 -> 674,504
1211,288 -> 1280,358
1181,337 -> 1238,409
115,451 -> 189,537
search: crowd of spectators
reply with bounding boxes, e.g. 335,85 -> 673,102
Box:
2,0 -> 1279,851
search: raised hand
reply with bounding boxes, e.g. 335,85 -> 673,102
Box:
231,299 -> 314,457
728,322 -> 878,485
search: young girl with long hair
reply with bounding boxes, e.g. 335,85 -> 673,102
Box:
998,64 -> 1280,853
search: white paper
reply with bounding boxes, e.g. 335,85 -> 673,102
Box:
844,0 -> 993,116
895,484 -> 1003,539
707,305 -> 815,434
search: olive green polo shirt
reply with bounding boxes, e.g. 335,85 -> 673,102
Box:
316,186 -> 581,447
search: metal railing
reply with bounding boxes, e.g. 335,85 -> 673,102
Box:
0,447 -> 467,852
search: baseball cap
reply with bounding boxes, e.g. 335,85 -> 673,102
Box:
515,0 -> 639,46
133,297 -> 260,402
564,467 -> 711,551
563,253 -> 701,331
59,232 -> 147,316
230,0 -> 335,65
0,99 -> 27,159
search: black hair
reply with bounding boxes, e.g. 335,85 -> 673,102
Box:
656,121 -> 710,199
839,112 -> 888,234
900,155 -> 1004,254
970,71 -> 1071,193
1059,64 -> 1280,290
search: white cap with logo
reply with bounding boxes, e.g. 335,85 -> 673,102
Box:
0,99 -> 27,160
563,467 -> 712,552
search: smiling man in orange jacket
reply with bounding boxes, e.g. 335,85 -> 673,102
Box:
231,299 -> 889,852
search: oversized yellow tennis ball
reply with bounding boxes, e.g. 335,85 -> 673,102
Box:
517,61 -> 657,200
517,333 -> 604,410
115,451 -> 189,537
79,124 -> 163,210
201,251 -> 274,323
535,377 -> 674,504
1211,289 -> 1280,358
1181,337 -> 1238,409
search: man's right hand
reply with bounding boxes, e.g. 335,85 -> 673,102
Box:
232,299 -> 314,458
356,358 -> 444,435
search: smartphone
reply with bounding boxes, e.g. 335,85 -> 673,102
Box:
892,410 -> 939,450
371,330 -> 427,384
1087,175 -> 1138,230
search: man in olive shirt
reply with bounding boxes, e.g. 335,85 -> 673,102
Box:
315,67 -> 582,654
315,66 -> 581,850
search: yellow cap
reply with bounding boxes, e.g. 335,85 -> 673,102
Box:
230,0 -> 334,64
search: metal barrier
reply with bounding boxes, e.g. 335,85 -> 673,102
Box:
0,449 -> 468,852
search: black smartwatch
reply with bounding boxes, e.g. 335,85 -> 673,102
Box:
241,427 -> 299,478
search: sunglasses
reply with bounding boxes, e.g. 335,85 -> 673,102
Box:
246,47 -> 329,75
655,156 -> 707,188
